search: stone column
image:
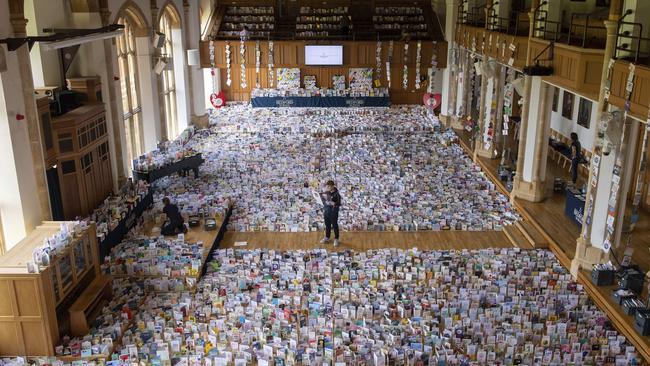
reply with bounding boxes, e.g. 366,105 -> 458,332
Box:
100,1 -> 127,187
10,0 -> 51,222
530,81 -> 551,186
440,0 -> 460,122
0,0 -> 48,249
570,19 -> 620,276
511,7 -> 536,203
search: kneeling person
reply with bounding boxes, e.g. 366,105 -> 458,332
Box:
161,197 -> 187,235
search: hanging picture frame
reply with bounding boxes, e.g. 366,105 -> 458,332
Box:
562,91 -> 574,119
577,98 -> 592,128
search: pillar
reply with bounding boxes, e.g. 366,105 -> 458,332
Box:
511,5 -> 538,202
0,0 -> 49,249
185,0 -> 208,126
100,0 -> 127,187
441,0 -> 460,122
570,19 -> 620,276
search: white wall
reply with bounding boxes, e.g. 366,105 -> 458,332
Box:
25,0 -> 68,87
172,28 -> 189,135
549,85 -> 598,151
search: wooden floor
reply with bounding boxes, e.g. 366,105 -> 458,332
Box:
221,230 -> 511,251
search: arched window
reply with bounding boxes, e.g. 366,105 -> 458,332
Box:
116,16 -> 143,165
160,8 -> 178,139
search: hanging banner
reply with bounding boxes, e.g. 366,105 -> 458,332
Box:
630,123 -> 650,228
268,41 -> 274,88
225,42 -> 232,87
583,59 -> 616,238
415,41 -> 422,90
240,39 -> 247,89
255,41 -> 261,89
602,63 -> 635,253
386,41 -> 393,89
209,41 -> 217,94
375,41 -> 382,88
402,41 -> 409,90
428,41 -> 438,94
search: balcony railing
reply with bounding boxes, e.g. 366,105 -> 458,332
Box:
486,11 -> 529,36
615,21 -> 650,66
567,13 -> 606,48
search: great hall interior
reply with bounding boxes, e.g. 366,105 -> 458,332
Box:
0,0 -> 650,364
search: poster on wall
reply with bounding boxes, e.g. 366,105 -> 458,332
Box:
578,98 -> 592,128
332,75 -> 346,90
276,68 -> 301,89
304,75 -> 317,90
562,91 -> 574,119
349,68 -> 373,90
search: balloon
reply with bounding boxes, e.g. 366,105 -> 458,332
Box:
210,92 -> 226,108
423,93 -> 442,109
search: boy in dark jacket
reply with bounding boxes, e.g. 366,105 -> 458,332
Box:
320,180 -> 341,246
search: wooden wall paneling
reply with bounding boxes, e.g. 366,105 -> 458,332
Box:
202,40 -> 444,102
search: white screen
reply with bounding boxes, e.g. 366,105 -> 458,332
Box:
305,45 -> 343,66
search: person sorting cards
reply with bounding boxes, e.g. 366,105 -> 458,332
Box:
319,180 -> 341,246
161,197 -> 187,235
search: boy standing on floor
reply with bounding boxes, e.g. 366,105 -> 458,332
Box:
319,180 -> 341,246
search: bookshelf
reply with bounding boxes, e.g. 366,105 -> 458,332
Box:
217,6 -> 275,39
296,6 -> 351,38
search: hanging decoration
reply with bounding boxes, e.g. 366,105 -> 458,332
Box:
582,58 -> 615,239
239,39 -> 247,89
225,42 -> 232,87
375,41 -> 382,88
255,41 -> 261,89
602,63 -> 636,253
268,41 -> 274,88
386,41 -> 393,89
427,41 -> 438,94
414,41 -> 422,90
209,40 -> 217,94
402,41 -> 409,90
630,123 -> 650,230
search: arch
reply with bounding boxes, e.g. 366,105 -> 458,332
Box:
158,1 -> 182,29
113,0 -> 149,36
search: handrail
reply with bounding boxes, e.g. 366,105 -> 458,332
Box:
533,9 -> 562,42
487,11 -> 528,36
568,13 -> 606,48
615,21 -> 645,64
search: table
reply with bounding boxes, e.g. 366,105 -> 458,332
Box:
99,190 -> 153,259
251,96 -> 391,108
565,188 -> 586,226
133,154 -> 204,183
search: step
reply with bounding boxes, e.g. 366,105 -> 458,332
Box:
503,224 -> 533,249
517,220 -> 549,249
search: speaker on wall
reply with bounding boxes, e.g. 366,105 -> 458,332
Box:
153,32 -> 166,49
187,49 -> 200,66
154,59 -> 167,75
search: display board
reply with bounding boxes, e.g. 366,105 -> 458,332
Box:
305,45 -> 344,65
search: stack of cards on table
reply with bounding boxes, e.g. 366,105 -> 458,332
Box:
133,127 -> 198,173
88,180 -> 149,242
250,88 -> 389,98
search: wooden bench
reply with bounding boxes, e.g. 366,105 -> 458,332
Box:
69,276 -> 112,336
